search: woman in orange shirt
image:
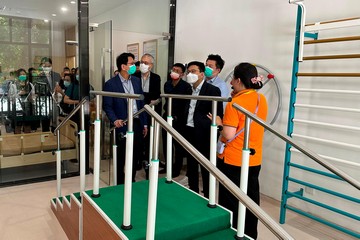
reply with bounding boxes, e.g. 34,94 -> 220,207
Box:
215,63 -> 268,239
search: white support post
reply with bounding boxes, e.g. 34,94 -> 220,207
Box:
56,150 -> 62,197
166,97 -> 173,182
237,117 -> 251,238
146,121 -> 160,240
112,129 -> 117,186
79,130 -> 86,194
122,98 -> 134,229
208,101 -> 217,207
92,119 -> 101,197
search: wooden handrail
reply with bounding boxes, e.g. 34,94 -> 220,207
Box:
305,17 -> 360,26
304,36 -> 360,44
303,54 -> 360,60
297,72 -> 360,77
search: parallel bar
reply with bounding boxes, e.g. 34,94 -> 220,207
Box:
304,36 -> 360,44
286,191 -> 360,220
291,133 -> 360,150
285,205 -> 360,238
304,18 -> 360,32
144,105 -> 294,240
297,72 -> 360,77
293,118 -> 360,131
161,93 -> 231,102
296,88 -> 360,95
90,90 -> 144,100
232,103 -> 360,190
303,54 -> 360,60
291,148 -> 360,168
288,176 -> 360,204
294,103 -> 360,113
305,17 -> 360,26
289,162 -> 342,180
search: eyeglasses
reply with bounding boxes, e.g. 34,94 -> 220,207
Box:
140,61 -> 152,65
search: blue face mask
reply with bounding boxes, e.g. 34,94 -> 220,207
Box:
18,75 -> 27,81
64,81 -> 71,87
76,75 -> 79,81
204,66 -> 213,78
127,64 -> 136,75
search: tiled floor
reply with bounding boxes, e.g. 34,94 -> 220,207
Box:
0,171 -> 357,240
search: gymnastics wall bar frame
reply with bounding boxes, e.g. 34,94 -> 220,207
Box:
281,1 -> 360,238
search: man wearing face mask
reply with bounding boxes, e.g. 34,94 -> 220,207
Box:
103,52 -> 148,184
205,54 -> 229,109
133,53 -> 161,171
184,61 -> 223,197
39,57 -> 61,132
161,63 -> 192,177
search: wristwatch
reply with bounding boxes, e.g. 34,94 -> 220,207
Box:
217,125 -> 223,131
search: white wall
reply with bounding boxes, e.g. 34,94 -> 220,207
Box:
175,0 -> 360,232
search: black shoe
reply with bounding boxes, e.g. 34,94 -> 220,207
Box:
159,168 -> 166,174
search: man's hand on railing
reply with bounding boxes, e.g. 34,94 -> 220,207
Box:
114,119 -> 126,128
143,126 -> 148,137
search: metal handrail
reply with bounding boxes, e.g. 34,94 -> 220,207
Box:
109,98 -> 161,132
232,103 -> 360,190
143,105 -> 294,240
161,93 -> 231,102
54,97 -> 88,135
90,90 -> 144,100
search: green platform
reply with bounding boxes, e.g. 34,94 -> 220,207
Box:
84,178 -> 235,239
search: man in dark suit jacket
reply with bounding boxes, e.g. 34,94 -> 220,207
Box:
184,61 -> 223,198
39,57 -> 61,131
133,53 -> 161,169
103,52 -> 148,185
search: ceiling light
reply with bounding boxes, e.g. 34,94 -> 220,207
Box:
44,19 -> 49,22
61,7 -> 68,12
52,13 -> 57,17
70,1 -> 76,4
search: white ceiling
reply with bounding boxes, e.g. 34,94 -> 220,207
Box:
0,0 -> 130,26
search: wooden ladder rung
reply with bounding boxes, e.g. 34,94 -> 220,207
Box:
303,54 -> 360,60
304,36 -> 360,44
305,17 -> 360,26
297,73 -> 360,77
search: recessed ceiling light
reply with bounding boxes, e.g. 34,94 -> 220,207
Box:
52,13 -> 57,17
61,7 -> 68,12
70,1 -> 76,4
44,19 -> 49,22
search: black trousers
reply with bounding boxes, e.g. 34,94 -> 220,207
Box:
218,159 -> 261,239
116,119 -> 143,185
184,126 -> 210,198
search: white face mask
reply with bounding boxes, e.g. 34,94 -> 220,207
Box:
170,71 -> 180,80
186,73 -> 198,84
43,67 -> 52,73
139,63 -> 150,73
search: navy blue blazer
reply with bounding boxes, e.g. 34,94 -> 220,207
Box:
103,75 -> 147,134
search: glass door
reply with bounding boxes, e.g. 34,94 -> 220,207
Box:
89,20 -> 112,185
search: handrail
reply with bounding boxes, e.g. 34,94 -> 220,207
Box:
90,90 -> 144,100
232,103 -> 360,190
161,93 -> 231,102
109,98 -> 162,133
54,97 -> 88,135
143,105 -> 294,240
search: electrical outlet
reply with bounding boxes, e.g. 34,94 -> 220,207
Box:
305,186 -> 314,195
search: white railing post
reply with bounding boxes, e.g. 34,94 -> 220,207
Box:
92,95 -> 101,197
236,116 -> 252,238
146,120 -> 160,240
122,98 -> 134,229
166,97 -> 173,182
56,129 -> 61,197
112,129 -> 117,186
208,100 -> 218,207
80,104 -> 86,195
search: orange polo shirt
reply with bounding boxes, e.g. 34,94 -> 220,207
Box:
219,89 -> 268,167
